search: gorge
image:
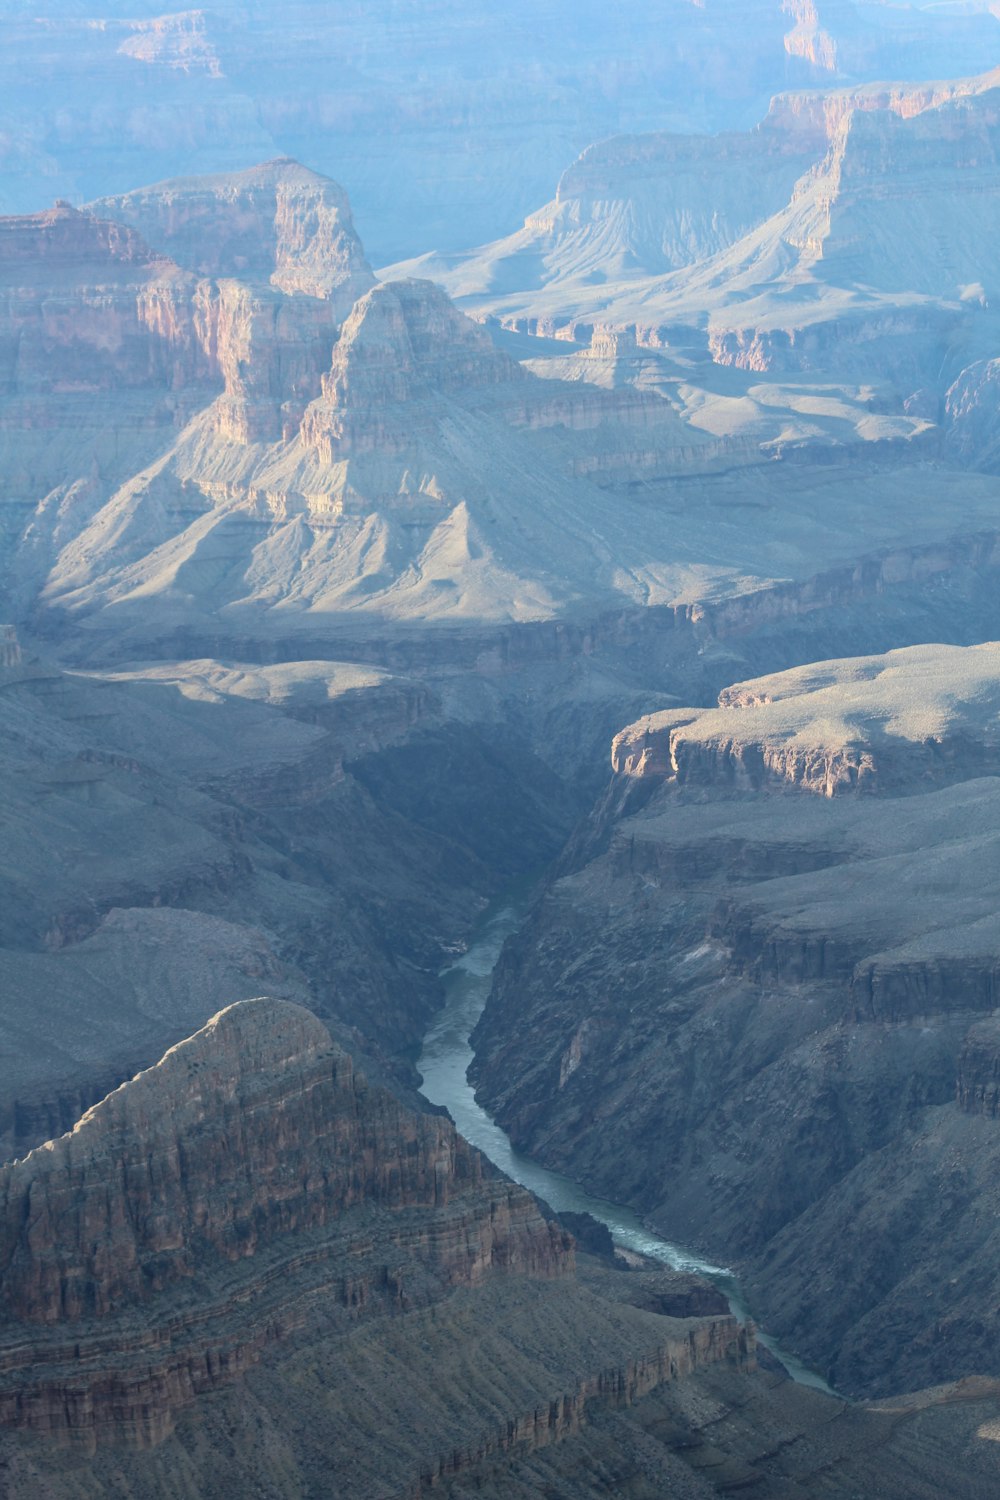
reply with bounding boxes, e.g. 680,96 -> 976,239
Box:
5,11 -> 1000,1491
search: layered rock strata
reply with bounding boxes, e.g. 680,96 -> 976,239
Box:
0,999 -> 573,1447
0,639 -> 578,1160
0,997 -> 765,1500
471,641 -> 1000,1396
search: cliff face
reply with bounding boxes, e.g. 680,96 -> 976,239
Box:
0,203 -> 213,402
87,162 -> 377,445
3,0 -> 999,267
945,356 -> 1000,471
612,642 -> 1000,796
428,68 -> 1000,439
0,161 -> 376,470
300,278 -> 528,460
0,999 -> 572,1447
471,641 -> 1000,1398
90,160 -> 375,306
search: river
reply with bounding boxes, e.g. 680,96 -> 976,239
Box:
417,889 -> 834,1394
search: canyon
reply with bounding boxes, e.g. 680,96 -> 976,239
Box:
3,19 -> 1000,1491
5,1000 -> 1000,1497
471,642 -> 1000,1398
4,2 -> 1000,262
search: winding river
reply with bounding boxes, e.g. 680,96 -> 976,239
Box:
417,890 -> 834,1394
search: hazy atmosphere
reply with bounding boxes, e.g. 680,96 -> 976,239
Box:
3,2 -> 1000,1494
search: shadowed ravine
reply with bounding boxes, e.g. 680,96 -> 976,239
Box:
418,889 -> 834,1395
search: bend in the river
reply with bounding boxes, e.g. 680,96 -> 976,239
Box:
417,890 -> 835,1395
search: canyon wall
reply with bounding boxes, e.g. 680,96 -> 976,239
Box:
471,642 -> 1000,1397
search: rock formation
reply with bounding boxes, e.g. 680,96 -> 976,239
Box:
0,996 -> 762,1487
0,998 -> 571,1444
612,641 -> 1000,795
3,997 -> 999,1499
6,33 -> 1000,1490
4,0 -> 999,265
408,69 -> 1000,466
89,161 -> 377,444
90,160 -> 374,303
470,641 -> 1000,1398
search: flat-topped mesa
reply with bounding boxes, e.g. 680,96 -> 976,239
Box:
89,160 -> 375,309
300,278 -> 528,458
612,643 -> 1000,796
765,65 -> 1000,142
589,326 -> 639,360
0,1000 -> 571,1446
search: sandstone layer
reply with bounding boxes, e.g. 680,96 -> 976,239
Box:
4,1000 -> 1000,1498
3,157 -> 1000,675
409,70 -> 1000,476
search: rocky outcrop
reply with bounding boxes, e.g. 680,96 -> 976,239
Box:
945,356 -> 1000,471
89,161 -> 376,445
116,12 -> 223,76
765,65 -> 1000,139
782,0 -> 839,71
957,1018 -> 1000,1116
0,999 -> 572,1447
210,276 -> 344,443
300,278 -> 528,460
417,1318 -> 752,1491
0,203 -> 213,402
612,642 -> 1000,795
90,160 -> 374,306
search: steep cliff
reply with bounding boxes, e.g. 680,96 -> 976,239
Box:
0,996 -> 766,1500
945,356 -> 1000,471
471,642 -> 1000,1397
422,71 -> 1000,418
0,201 -> 213,406
90,160 -> 374,305
5,999 -> 997,1498
0,999 -> 573,1445
6,0 -> 1000,266
612,641 -> 1000,795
